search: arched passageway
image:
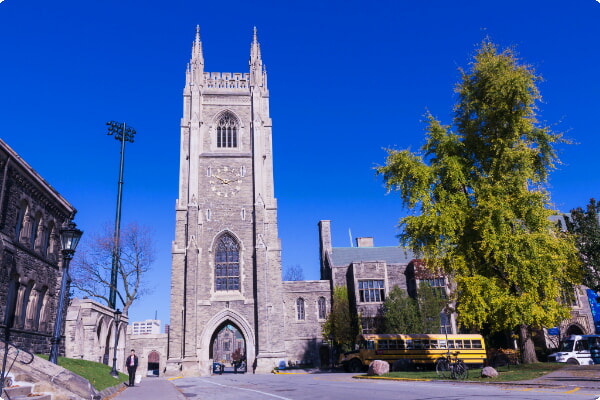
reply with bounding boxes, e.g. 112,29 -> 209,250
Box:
210,321 -> 247,373
566,325 -> 585,335
147,350 -> 160,376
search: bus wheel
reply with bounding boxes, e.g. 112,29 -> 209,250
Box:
566,358 -> 580,365
348,359 -> 363,373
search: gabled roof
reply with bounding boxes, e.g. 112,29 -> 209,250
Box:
329,246 -> 414,267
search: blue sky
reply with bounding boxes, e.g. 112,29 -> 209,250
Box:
1,0 -> 599,326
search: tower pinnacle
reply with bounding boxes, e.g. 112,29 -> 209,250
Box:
249,26 -> 264,87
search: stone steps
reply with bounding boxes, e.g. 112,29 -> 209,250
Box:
2,374 -> 52,400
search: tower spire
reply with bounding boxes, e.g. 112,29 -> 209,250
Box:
192,25 -> 204,65
187,25 -> 204,86
249,26 -> 264,87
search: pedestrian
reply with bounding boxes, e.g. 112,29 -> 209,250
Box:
126,349 -> 139,387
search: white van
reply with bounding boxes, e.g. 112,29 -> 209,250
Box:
548,334 -> 600,365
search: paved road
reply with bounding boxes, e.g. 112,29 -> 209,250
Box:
109,365 -> 600,400
168,371 -> 600,400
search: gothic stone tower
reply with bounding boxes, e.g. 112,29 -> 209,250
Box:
167,27 -> 286,376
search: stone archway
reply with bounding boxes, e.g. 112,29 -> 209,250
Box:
199,309 -> 255,375
566,324 -> 585,335
147,350 -> 160,376
210,322 -> 246,372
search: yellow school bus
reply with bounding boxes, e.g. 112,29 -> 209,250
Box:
339,333 -> 487,372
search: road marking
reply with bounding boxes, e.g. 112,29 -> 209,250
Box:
205,379 -> 293,400
565,387 -> 580,394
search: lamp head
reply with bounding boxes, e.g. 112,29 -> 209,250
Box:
114,308 -> 122,324
60,221 -> 83,255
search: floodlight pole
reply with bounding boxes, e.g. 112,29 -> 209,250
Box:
106,121 -> 136,310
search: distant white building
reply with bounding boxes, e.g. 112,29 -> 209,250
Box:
130,319 -> 161,335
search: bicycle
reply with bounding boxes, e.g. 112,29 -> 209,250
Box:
435,351 -> 468,380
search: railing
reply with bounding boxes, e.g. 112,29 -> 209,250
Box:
1,337 -> 35,394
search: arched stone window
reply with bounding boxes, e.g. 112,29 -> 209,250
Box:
4,273 -> 19,328
17,281 -> 34,329
42,221 -> 54,256
215,234 -> 240,291
29,211 -> 41,249
216,112 -> 238,148
318,297 -> 326,320
14,200 -> 27,241
296,298 -> 305,321
33,286 -> 48,330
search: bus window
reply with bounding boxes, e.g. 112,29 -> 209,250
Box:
422,340 -> 431,349
439,340 -> 447,349
379,340 -> 389,350
367,340 -> 375,350
463,340 -> 472,349
430,340 -> 438,349
413,340 -> 423,349
472,340 -> 482,349
359,340 -> 368,350
398,340 -> 405,350
448,340 -> 455,349
575,340 -> 589,351
389,340 -> 397,350
454,340 -> 464,349
405,340 -> 413,349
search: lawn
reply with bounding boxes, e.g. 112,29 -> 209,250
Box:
38,355 -> 128,391
375,362 -> 566,382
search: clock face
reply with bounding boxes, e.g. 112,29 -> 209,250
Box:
210,166 -> 243,197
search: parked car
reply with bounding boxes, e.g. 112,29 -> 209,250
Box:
212,362 -> 225,374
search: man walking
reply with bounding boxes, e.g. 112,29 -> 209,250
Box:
126,349 -> 138,387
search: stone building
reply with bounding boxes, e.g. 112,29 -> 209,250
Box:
0,138 -> 76,354
167,27 -> 287,376
165,27 -> 593,376
165,27 -> 456,376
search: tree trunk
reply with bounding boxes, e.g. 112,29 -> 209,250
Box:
519,324 -> 539,364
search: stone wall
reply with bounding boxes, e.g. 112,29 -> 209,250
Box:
65,298 -> 127,372
282,280 -> 330,366
128,333 -> 168,376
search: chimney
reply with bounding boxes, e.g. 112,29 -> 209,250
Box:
356,237 -> 374,247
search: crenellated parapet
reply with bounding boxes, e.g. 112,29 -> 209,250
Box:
204,72 -> 250,90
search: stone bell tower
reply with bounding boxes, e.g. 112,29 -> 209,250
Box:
166,26 -> 286,376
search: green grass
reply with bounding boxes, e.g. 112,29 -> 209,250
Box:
379,362 -> 566,382
37,355 -> 128,391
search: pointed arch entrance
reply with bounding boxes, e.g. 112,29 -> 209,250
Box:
210,322 -> 246,371
200,309 -> 255,375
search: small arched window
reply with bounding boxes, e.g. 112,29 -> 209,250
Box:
29,212 -> 41,249
318,297 -> 327,320
216,113 -> 238,148
33,286 -> 48,330
14,200 -> 27,241
4,273 -> 19,328
215,234 -> 240,291
296,298 -> 305,321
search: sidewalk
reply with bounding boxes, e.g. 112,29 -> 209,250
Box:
106,377 -> 186,400
520,364 -> 600,389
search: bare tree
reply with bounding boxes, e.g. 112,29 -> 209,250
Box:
282,264 -> 304,281
70,221 -> 155,314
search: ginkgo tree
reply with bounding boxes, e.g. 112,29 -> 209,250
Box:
377,40 -> 581,363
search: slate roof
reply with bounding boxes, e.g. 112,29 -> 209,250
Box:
329,246 -> 415,267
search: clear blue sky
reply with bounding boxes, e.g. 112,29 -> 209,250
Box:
1,0 -> 599,326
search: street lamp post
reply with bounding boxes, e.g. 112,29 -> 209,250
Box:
49,221 -> 83,364
106,121 -> 136,310
110,309 -> 122,377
